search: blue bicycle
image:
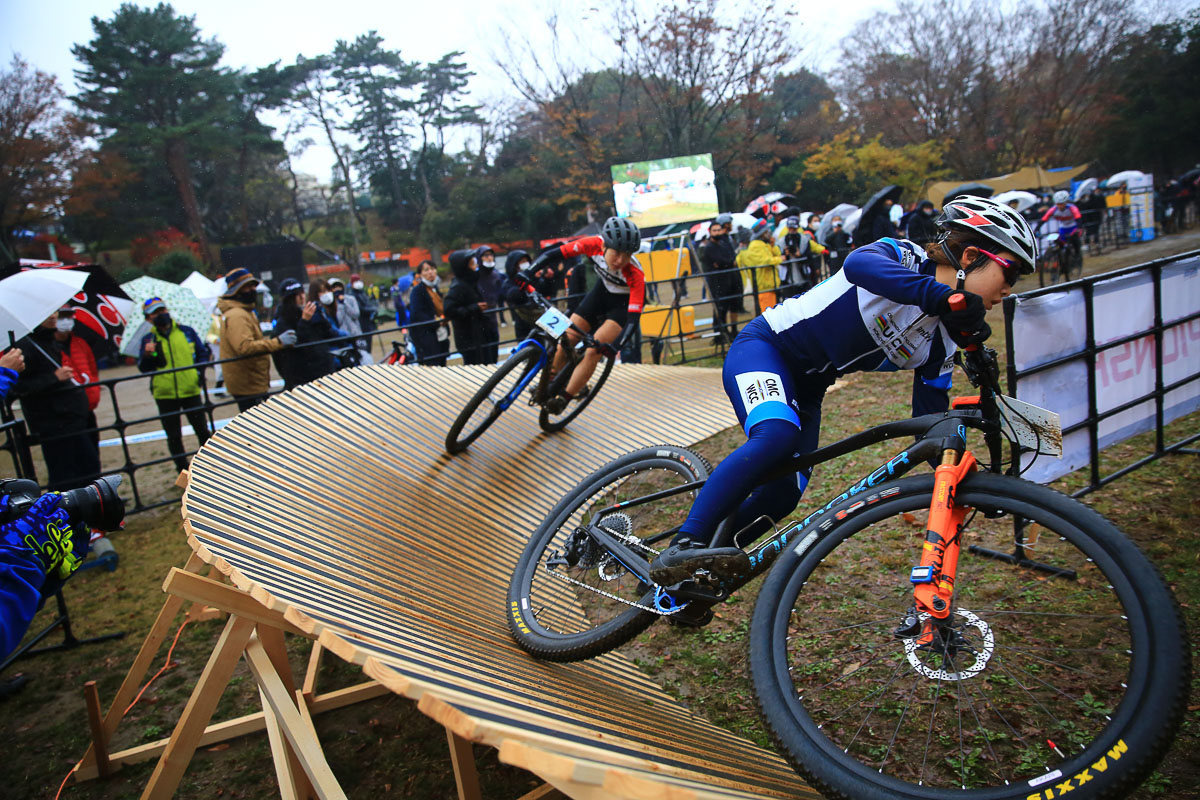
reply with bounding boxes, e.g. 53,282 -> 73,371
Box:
444,289 -> 615,453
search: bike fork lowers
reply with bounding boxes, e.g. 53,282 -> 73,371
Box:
910,445 -> 977,630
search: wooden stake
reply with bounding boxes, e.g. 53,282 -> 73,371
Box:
83,681 -> 110,778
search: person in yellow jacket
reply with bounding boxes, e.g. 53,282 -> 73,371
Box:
137,297 -> 212,472
736,219 -> 784,313
217,268 -> 296,412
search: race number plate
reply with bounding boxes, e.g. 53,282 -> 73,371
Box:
535,306 -> 572,338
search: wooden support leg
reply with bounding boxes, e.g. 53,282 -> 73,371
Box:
302,641 -> 323,704
140,615 -> 256,800
256,625 -> 316,800
261,687 -> 305,800
76,552 -> 207,778
446,728 -> 482,800
244,636 -> 346,800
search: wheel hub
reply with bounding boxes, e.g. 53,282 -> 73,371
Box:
903,608 -> 994,681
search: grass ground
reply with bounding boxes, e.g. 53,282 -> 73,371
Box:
2,233 -> 1197,799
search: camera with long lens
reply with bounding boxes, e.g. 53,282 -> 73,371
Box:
0,475 -> 126,531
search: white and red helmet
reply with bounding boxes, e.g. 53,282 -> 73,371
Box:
935,196 -> 1038,274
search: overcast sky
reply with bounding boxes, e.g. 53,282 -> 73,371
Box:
2,0 -> 890,176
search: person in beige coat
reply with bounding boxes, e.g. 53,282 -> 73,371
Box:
217,268 -> 296,411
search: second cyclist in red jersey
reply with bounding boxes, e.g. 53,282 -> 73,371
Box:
522,217 -> 645,412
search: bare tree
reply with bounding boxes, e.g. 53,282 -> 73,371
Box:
839,0 -> 1139,177
0,56 -> 82,261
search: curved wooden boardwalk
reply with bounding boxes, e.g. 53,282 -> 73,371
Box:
180,362 -> 819,799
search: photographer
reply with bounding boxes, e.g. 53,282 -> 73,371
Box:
0,493 -> 89,658
0,475 -> 124,660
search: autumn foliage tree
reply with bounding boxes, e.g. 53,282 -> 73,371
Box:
839,0 -> 1136,178
0,57 -> 83,261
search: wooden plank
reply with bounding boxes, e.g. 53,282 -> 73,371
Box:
516,785 -> 567,800
302,640 -> 323,703
256,626 -> 316,800
244,636 -> 347,800
140,615 -> 256,800
260,687 -> 302,800
163,569 -> 308,636
75,680 -> 388,781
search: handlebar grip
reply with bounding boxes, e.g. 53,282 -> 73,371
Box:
948,292 -> 966,311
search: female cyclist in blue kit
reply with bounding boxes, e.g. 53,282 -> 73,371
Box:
650,196 -> 1041,590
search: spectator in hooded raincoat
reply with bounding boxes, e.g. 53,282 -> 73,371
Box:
443,250 -> 490,365
905,200 -> 939,246
473,246 -> 503,363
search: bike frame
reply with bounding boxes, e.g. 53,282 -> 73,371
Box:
485,289 -> 600,414
580,406 -> 1002,607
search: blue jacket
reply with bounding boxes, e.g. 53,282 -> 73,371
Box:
0,366 -> 18,401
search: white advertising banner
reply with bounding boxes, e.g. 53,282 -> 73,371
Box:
1012,256 -> 1200,483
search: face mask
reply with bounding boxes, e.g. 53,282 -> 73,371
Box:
319,291 -> 334,305
153,313 -> 172,329
237,291 -> 257,305
56,318 -> 75,333
352,280 -> 364,290
924,208 -> 935,216
421,275 -> 440,288
481,258 -> 496,269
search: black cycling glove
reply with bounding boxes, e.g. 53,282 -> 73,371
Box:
936,291 -> 991,347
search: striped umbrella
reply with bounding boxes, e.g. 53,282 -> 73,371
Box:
119,275 -> 213,339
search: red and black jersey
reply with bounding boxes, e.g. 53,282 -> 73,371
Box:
557,235 -> 646,314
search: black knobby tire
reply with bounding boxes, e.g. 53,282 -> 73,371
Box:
1067,243 -> 1083,281
445,346 -> 541,453
507,445 -> 712,661
750,471 -> 1188,800
538,350 -> 615,433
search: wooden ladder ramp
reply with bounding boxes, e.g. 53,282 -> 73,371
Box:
76,363 -> 820,799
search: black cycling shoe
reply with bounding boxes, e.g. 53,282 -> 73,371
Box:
545,385 -> 589,415
667,602 -> 715,628
650,541 -> 751,585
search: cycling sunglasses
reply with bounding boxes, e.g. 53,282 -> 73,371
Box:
975,247 -> 1021,286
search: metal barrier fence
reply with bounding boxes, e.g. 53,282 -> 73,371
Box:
1002,248 -> 1200,497
1,257 -> 810,514
9,227 -> 1198,514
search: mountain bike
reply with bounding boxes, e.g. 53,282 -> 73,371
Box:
506,301 -> 1188,799
445,288 -> 615,453
1039,230 -> 1084,286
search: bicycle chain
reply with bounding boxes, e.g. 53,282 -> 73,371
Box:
537,535 -> 684,617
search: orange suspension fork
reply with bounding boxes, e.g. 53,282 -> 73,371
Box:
912,448 -> 976,619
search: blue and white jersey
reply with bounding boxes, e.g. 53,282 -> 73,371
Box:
759,237 -> 957,415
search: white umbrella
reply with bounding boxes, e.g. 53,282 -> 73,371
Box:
1072,178 -> 1098,200
0,268 -> 89,346
120,275 -> 213,338
817,203 -> 858,245
728,212 -> 759,232
843,208 -> 863,239
1106,170 -> 1145,189
993,190 -> 1039,213
180,270 -> 222,313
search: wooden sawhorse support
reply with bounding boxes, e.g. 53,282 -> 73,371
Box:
72,554 -> 564,799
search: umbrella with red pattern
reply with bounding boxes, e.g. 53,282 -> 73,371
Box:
744,191 -> 798,218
